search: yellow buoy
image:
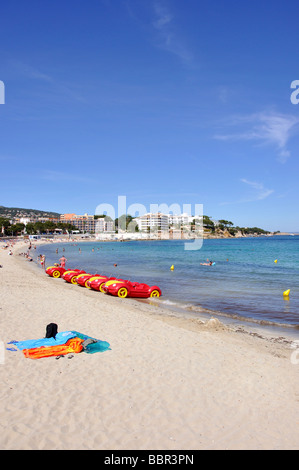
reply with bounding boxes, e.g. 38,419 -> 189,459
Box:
170,265 -> 174,271
274,259 -> 278,263
283,289 -> 290,297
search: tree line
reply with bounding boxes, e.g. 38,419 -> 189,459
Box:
203,216 -> 270,235
0,217 -> 77,236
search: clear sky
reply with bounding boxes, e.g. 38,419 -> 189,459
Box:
1,0 -> 299,231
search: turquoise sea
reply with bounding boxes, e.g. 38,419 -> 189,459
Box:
35,236 -> 299,333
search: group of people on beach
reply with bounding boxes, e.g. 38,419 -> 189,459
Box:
19,240 -> 37,262
2,241 -> 16,257
1,241 -> 15,251
19,251 -> 33,261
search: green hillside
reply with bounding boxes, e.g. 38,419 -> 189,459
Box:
0,205 -> 61,219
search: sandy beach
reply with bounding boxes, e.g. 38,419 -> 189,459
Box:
0,240 -> 299,450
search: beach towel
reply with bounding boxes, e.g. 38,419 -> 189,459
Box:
10,330 -> 110,358
14,331 -> 76,351
71,331 -> 110,354
23,337 -> 84,359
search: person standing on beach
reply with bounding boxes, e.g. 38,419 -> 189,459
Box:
40,255 -> 46,270
59,255 -> 67,268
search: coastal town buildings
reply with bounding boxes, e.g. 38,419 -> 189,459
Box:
1,208 -> 203,238
9,216 -> 60,225
135,212 -> 202,232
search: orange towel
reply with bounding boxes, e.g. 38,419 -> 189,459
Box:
23,337 -> 84,359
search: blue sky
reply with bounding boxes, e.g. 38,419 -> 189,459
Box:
1,0 -> 299,231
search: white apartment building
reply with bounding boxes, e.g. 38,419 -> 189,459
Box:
168,213 -> 191,226
19,217 -> 33,226
95,218 -> 114,233
136,213 -> 169,232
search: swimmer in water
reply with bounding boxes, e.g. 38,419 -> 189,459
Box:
200,260 -> 213,266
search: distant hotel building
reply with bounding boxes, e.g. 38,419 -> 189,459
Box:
135,213 -> 169,232
169,213 -> 191,226
95,217 -> 114,233
60,213 -> 95,232
60,213 -> 113,233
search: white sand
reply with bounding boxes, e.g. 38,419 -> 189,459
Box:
0,240 -> 299,450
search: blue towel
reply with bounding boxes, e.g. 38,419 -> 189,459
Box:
14,331 -> 76,350
71,331 -> 111,354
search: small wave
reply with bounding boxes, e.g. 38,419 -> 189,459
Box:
141,297 -> 299,330
187,304 -> 296,329
160,299 -> 178,306
178,303 -> 195,309
160,299 -> 194,309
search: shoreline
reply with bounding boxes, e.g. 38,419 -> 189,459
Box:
29,236 -> 299,343
1,239 -> 299,450
0,229 -> 291,245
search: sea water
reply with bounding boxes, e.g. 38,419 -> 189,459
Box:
36,236 -> 299,332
